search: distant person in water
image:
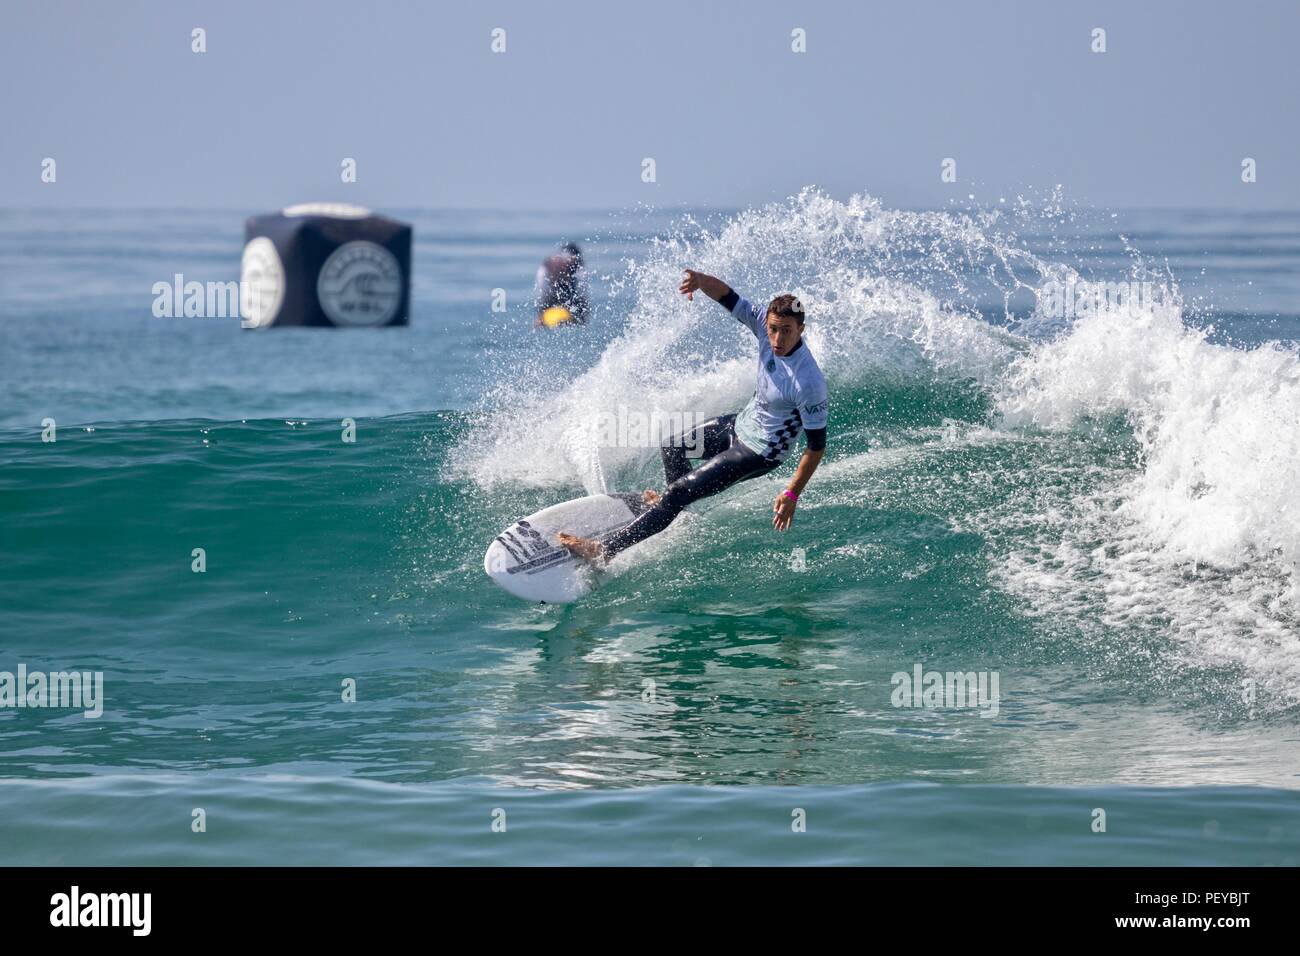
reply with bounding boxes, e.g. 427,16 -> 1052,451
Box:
558,269 -> 829,562
534,242 -> 591,327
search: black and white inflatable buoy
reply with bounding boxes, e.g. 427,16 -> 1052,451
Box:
240,203 -> 412,328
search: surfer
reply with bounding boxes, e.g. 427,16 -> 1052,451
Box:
534,242 -> 591,327
558,269 -> 829,562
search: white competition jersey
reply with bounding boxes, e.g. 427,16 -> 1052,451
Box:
728,294 -> 829,463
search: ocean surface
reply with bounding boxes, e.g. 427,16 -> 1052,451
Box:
1,192 -> 1298,865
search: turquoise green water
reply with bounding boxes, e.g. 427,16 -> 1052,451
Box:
2,777 -> 1295,866
2,199 -> 1299,863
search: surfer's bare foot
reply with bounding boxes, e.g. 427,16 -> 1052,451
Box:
557,532 -> 605,562
641,488 -> 662,506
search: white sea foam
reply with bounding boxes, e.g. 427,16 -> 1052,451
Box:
995,297 -> 1300,704
999,296 -> 1300,582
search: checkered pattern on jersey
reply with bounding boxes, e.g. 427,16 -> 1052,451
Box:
763,409 -> 804,463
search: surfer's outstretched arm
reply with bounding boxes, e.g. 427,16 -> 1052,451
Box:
680,269 -> 765,337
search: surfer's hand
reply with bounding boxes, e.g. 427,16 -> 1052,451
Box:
681,270 -> 729,303
773,492 -> 797,531
679,269 -> 704,300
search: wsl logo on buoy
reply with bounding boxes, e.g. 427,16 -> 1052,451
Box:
316,240 -> 402,327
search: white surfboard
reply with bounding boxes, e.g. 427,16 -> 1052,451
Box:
484,493 -> 651,603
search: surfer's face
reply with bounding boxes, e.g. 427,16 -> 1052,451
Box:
766,314 -> 802,355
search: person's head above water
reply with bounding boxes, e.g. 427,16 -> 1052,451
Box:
765,294 -> 804,356
559,242 -> 583,268
545,243 -> 583,279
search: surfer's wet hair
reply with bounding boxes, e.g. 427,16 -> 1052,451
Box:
767,294 -> 804,325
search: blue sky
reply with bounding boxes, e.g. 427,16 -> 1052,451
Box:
3,0 -> 1297,210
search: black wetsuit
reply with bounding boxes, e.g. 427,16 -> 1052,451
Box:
599,414 -> 780,558
536,255 -> 590,324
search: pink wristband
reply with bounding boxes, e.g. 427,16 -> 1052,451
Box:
782,489 -> 799,502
